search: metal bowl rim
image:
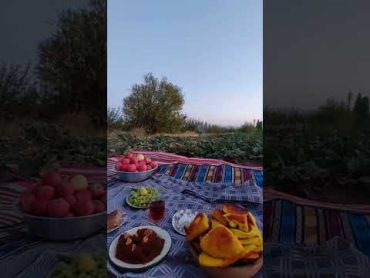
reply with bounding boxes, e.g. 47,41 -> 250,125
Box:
22,210 -> 106,221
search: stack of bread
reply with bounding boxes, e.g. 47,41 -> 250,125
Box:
185,204 -> 262,268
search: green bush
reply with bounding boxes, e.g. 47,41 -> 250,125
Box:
108,131 -> 262,164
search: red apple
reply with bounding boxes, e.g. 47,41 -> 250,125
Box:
130,157 -> 138,164
72,200 -> 94,216
35,186 -> 55,201
42,171 -> 62,187
47,198 -> 70,218
150,161 -> 158,168
55,181 -> 74,198
118,163 -> 128,172
64,195 -> 77,206
146,165 -> 152,170
125,152 -> 134,159
138,160 -> 146,167
93,200 -> 105,213
121,158 -> 130,165
137,165 -> 147,172
127,164 -> 137,172
145,158 -> 152,164
31,200 -> 48,215
20,192 -> 35,212
89,183 -> 105,198
75,189 -> 92,202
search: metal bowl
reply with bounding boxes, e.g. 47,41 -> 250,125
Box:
22,211 -> 106,241
115,166 -> 158,183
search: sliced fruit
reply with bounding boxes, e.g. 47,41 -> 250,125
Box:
186,213 -> 210,241
198,252 -> 237,268
211,209 -> 229,226
200,226 -> 245,259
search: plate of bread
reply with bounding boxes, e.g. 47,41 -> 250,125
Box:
185,204 -> 263,278
107,210 -> 127,233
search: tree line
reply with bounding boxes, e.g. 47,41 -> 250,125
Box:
108,73 -> 262,134
0,0 -> 106,127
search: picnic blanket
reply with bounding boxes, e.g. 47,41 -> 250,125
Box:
107,175 -> 263,278
0,151 -> 263,277
264,187 -> 370,276
108,152 -> 263,187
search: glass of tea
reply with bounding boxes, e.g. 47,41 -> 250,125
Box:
149,200 -> 165,221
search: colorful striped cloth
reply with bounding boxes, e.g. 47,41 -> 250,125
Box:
264,189 -> 370,258
108,152 -> 263,186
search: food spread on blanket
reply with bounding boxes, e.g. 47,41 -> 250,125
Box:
50,253 -> 106,278
19,170 -> 106,217
185,204 -> 262,267
127,186 -> 160,208
116,152 -> 158,172
115,228 -> 165,264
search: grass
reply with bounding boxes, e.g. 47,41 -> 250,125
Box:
108,130 -> 263,165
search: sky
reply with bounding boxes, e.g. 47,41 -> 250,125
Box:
264,0 -> 370,110
0,0 -> 88,68
108,0 -> 262,126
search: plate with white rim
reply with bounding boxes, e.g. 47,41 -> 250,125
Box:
107,210 -> 128,234
125,187 -> 160,209
108,225 -> 172,270
172,209 -> 198,236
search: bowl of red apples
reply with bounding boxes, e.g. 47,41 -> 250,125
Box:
19,171 -> 106,241
114,152 -> 159,182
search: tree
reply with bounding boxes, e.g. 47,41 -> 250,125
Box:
123,73 -> 185,133
361,96 -> 369,116
353,92 -> 369,116
107,106 -> 124,129
347,91 -> 353,111
353,93 -> 362,113
256,120 -> 263,130
37,0 -> 106,127
0,63 -> 37,122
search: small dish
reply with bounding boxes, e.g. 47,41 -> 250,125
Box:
172,209 -> 198,236
107,210 -> 128,233
108,225 -> 172,270
125,187 -> 160,209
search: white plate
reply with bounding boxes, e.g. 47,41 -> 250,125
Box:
108,225 -> 172,270
172,209 -> 198,236
107,211 -> 128,234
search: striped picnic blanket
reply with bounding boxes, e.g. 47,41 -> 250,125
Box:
108,151 -> 263,186
264,188 -> 370,258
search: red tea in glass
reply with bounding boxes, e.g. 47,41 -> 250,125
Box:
149,200 -> 165,221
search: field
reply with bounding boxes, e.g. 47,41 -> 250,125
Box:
265,110 -> 370,203
108,130 -> 263,165
0,123 -> 106,179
